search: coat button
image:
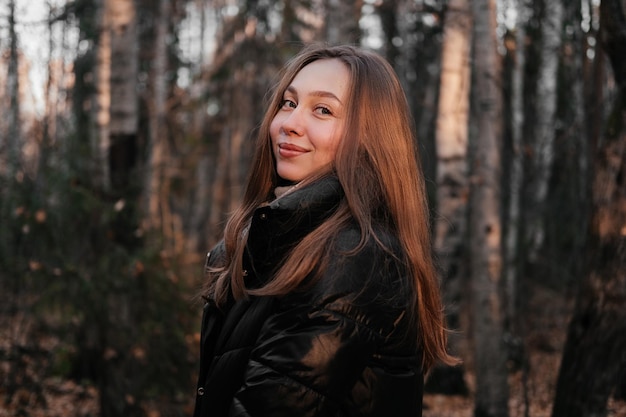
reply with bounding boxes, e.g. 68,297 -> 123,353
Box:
197,387 -> 205,396
259,213 -> 267,220
243,269 -> 248,276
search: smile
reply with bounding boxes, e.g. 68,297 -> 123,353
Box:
278,143 -> 308,158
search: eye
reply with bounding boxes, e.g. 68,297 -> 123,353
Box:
315,106 -> 332,116
280,99 -> 297,109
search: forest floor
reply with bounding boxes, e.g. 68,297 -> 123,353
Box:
1,281 -> 625,417
423,283 -> 626,417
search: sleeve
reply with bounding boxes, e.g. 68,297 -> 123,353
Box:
229,231 -> 413,417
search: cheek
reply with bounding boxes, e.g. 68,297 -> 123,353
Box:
327,142 -> 340,163
321,130 -> 343,160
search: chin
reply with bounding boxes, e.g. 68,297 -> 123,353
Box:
276,169 -> 306,183
279,175 -> 304,183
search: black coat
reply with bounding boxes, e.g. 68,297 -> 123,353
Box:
193,176 -> 424,417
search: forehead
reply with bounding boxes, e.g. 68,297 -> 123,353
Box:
289,58 -> 351,96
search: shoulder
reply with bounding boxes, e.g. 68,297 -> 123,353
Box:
332,223 -> 404,262
328,223 -> 408,290
305,224 -> 413,328
204,240 -> 227,273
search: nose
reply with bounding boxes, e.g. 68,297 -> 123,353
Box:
280,107 -> 304,136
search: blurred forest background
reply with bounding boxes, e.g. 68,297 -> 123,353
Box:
0,0 -> 625,416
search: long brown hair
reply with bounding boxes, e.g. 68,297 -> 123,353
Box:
207,44 -> 457,372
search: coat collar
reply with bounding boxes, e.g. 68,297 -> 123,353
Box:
244,175 -> 344,282
267,174 -> 344,216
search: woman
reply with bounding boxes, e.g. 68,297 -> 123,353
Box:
194,44 -> 457,417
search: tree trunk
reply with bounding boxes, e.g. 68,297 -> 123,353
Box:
394,0 -> 443,193
1,1 -> 22,403
504,0 -> 530,332
525,0 -> 564,262
206,45 -> 255,238
542,0 -> 588,286
207,19 -> 282,241
6,0 -> 20,177
468,0 -> 509,416
108,0 -> 139,192
97,0 -> 139,415
92,0 -> 139,192
57,15 -> 72,179
144,0 -> 169,235
430,0 -> 471,395
377,0 -> 399,65
324,0 -> 362,45
551,0 -> 626,415
501,0 -> 532,413
93,0 -> 112,190
187,154 -> 215,252
39,2 -> 62,192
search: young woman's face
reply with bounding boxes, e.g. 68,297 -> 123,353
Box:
270,58 -> 350,182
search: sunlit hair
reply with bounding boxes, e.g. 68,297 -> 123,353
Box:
206,44 -> 458,372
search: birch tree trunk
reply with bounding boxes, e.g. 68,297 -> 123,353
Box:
525,0 -> 564,262
93,0 -> 112,190
97,1 -> 139,415
469,0 -> 509,415
108,0 -> 139,192
92,0 -> 139,191
552,0 -> 626,414
431,0 -> 471,394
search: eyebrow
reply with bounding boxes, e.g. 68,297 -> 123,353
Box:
286,86 -> 343,104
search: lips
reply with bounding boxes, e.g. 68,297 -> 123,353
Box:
278,142 -> 308,158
